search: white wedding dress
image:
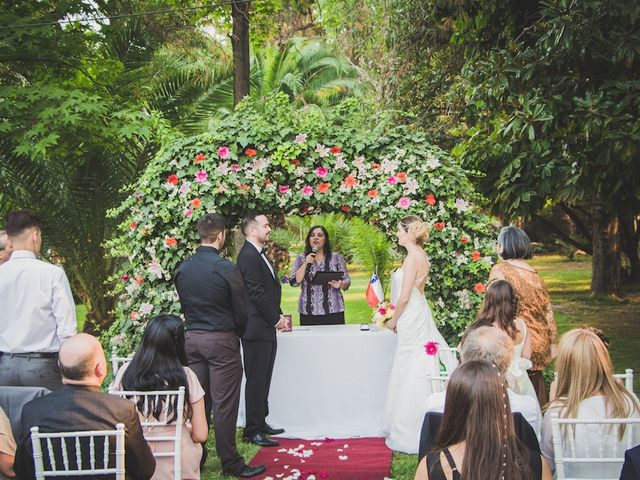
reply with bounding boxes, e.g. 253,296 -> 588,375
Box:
382,267 -> 456,454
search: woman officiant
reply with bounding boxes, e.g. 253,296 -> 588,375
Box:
289,226 -> 351,325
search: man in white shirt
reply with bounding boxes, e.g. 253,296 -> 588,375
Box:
0,210 -> 77,390
424,326 -> 542,438
0,231 -> 11,265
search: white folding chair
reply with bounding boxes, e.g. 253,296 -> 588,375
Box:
550,414 -> 640,480
613,369 -> 634,394
426,373 -> 449,393
110,346 -> 133,378
109,387 -> 185,480
30,423 -> 125,479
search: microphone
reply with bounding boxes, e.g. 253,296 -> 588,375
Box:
306,246 -> 318,274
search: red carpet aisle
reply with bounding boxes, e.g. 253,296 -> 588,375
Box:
248,437 -> 393,480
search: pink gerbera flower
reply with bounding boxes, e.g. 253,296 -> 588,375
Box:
194,170 -> 208,183
217,145 -> 230,159
424,341 -> 439,356
315,166 -> 329,178
301,185 -> 314,196
279,185 -> 290,194
398,197 -> 412,209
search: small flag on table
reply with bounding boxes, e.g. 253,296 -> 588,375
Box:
366,273 -> 384,307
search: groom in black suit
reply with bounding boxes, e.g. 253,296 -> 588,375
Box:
237,212 -> 288,447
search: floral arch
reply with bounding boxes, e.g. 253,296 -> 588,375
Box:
107,94 -> 496,352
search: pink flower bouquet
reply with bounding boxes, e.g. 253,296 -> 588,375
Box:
372,302 -> 395,329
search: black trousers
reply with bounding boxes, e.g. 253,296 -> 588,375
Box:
241,338 -> 277,437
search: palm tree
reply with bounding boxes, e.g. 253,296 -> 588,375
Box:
146,37 -> 367,134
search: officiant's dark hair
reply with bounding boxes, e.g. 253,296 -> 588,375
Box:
121,314 -> 190,423
197,213 -> 226,243
304,225 -> 332,257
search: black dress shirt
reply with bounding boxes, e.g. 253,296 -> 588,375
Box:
174,246 -> 249,336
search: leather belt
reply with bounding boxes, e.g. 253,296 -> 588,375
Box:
0,351 -> 58,358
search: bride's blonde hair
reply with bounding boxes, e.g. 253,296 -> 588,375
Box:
399,216 -> 430,246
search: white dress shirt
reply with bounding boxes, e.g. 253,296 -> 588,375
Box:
0,250 -> 77,353
424,387 -> 542,439
247,240 -> 275,279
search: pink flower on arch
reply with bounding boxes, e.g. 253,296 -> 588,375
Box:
294,133 -> 307,144
279,185 -> 290,194
217,146 -> 230,159
183,208 -> 193,218
386,175 -> 398,185
194,170 -> 208,183
301,185 -> 314,196
425,341 -> 439,356
398,197 -> 412,209
315,166 -> 329,178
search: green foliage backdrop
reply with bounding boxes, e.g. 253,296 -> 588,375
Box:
106,94 -> 496,351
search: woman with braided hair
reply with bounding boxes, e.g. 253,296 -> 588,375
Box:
415,360 -> 551,480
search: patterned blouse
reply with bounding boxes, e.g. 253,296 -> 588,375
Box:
289,252 -> 351,316
489,261 -> 557,371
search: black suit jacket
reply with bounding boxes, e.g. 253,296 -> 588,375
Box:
14,385 -> 155,480
621,444 -> 640,480
236,241 -> 282,341
174,246 -> 248,336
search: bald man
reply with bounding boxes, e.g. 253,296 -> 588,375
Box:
14,334 -> 155,480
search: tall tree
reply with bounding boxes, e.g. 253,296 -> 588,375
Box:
231,0 -> 251,103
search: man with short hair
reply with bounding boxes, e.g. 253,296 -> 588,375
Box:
424,326 -> 542,437
174,213 -> 265,478
0,210 -> 76,390
0,231 -> 12,265
237,212 -> 288,448
13,334 -> 155,480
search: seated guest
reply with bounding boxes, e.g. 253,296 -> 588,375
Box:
0,407 -> 15,479
542,328 -> 639,477
14,334 -> 155,480
425,326 -> 542,438
111,314 -> 208,480
621,444 -> 640,480
415,360 -> 551,480
289,225 -> 351,325
478,280 -> 536,399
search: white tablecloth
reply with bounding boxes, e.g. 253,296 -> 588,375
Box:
238,324 -> 397,439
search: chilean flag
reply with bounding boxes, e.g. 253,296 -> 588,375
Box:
366,273 -> 384,307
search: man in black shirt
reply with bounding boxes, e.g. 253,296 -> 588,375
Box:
174,213 -> 265,478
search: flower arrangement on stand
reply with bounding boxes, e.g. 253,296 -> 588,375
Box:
372,302 -> 395,330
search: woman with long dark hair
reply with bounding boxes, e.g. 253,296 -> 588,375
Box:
415,360 -> 551,480
477,280 -> 535,398
111,314 -> 208,480
289,225 -> 351,325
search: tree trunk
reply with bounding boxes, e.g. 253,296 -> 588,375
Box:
619,212 -> 640,282
231,0 -> 251,105
591,203 -> 621,295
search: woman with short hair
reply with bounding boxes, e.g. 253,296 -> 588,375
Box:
489,226 -> 557,405
415,360 -> 550,480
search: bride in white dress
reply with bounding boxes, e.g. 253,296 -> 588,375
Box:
382,216 -> 456,454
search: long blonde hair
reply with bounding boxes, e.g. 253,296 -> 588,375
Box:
549,328 -> 638,436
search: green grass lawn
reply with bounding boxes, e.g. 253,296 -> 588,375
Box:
75,255 -> 639,479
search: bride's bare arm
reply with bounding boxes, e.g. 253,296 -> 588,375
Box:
386,259 -> 418,331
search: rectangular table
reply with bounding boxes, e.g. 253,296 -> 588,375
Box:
238,324 -> 397,439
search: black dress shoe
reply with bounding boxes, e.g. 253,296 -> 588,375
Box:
238,464 -> 266,478
242,432 -> 279,447
263,424 -> 285,436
